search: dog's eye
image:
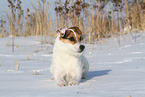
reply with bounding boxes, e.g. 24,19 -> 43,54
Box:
68,37 -> 75,41
80,36 -> 82,41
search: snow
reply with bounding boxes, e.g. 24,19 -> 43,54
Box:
0,32 -> 145,97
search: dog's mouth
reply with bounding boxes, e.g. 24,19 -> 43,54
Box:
78,50 -> 83,53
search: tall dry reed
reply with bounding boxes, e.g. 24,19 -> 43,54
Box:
0,0 -> 145,43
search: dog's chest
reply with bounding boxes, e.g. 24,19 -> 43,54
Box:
54,51 -> 82,67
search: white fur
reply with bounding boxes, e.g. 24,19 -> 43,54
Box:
50,36 -> 89,86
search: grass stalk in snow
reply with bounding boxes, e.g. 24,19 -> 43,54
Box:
41,56 -> 43,62
86,82 -> 93,93
26,53 -> 31,61
32,70 -> 41,75
76,87 -> 79,94
0,58 -> 4,67
15,60 -> 20,71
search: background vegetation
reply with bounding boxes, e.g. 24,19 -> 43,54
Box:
0,0 -> 145,43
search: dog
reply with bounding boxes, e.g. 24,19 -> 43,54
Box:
50,26 -> 89,86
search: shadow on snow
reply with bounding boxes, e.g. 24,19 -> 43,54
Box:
81,69 -> 112,83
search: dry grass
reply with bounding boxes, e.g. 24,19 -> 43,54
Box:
0,57 -> 4,67
86,82 -> 93,93
15,60 -> 20,70
26,53 -> 31,61
0,0 -> 145,43
53,0 -> 145,42
24,0 -> 54,38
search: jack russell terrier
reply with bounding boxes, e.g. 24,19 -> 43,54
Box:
50,26 -> 89,86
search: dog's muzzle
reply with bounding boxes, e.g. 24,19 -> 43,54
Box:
79,45 -> 85,52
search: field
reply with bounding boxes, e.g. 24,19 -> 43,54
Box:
0,32 -> 145,97
0,0 -> 145,97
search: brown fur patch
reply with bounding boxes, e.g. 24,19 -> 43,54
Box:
59,27 -> 83,45
69,26 -> 82,35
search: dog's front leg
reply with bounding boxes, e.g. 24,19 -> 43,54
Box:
68,71 -> 81,86
54,73 -> 68,87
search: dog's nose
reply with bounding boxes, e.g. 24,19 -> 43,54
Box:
79,45 -> 85,52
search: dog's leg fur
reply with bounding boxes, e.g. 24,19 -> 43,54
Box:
81,56 -> 89,79
68,69 -> 81,85
54,71 -> 68,86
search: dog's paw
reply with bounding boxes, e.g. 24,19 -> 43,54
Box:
68,82 -> 78,86
57,83 -> 68,87
57,81 -> 68,87
51,78 -> 55,80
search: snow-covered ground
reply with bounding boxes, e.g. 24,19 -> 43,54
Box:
0,32 -> 145,97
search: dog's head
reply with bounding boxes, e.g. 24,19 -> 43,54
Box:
56,26 -> 85,55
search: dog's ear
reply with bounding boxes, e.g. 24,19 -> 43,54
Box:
69,26 -> 82,35
56,29 -> 65,37
56,30 -> 62,35
57,28 -> 68,37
